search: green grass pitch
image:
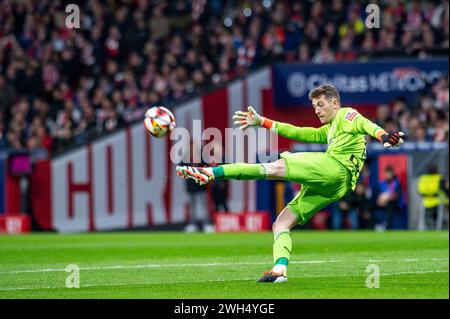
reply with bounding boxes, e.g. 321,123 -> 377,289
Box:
0,231 -> 448,299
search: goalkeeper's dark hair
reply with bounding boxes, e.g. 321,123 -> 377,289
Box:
308,84 -> 341,104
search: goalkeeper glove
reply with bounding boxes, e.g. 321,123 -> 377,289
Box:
233,106 -> 273,131
381,131 -> 405,148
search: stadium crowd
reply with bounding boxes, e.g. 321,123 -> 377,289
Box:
0,0 -> 449,154
372,75 -> 449,144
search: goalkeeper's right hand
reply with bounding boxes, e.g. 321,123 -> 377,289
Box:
233,106 -> 275,131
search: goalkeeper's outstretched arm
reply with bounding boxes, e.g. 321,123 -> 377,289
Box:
264,120 -> 329,144
233,106 -> 329,144
350,110 -> 405,147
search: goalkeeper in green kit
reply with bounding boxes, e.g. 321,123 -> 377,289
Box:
176,84 -> 405,283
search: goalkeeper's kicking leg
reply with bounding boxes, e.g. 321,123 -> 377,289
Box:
176,160 -> 287,185
177,160 -> 297,282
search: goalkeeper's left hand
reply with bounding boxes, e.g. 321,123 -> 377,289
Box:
233,106 -> 262,131
381,131 -> 405,148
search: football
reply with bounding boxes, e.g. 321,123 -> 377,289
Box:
144,106 -> 176,138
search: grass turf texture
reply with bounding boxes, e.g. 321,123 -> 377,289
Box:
0,231 -> 448,299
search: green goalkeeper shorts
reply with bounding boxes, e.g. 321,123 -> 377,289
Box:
280,151 -> 352,225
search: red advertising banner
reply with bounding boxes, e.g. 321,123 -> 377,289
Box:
0,214 -> 31,234
214,212 -> 271,232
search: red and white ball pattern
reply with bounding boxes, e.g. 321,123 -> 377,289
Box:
144,106 -> 176,138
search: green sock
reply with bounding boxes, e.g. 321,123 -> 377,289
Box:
273,231 -> 292,265
213,163 -> 266,180
275,257 -> 289,266
212,166 -> 225,178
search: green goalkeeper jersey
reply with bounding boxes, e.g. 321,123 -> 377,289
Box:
273,107 -> 385,190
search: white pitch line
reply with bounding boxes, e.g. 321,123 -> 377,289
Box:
0,260 -> 342,274
0,269 -> 447,292
1,257 -> 448,275
382,270 -> 449,276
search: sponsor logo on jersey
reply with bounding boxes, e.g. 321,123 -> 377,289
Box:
345,111 -> 358,122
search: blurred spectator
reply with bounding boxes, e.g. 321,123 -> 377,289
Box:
149,5 -> 170,41
332,182 -> 373,230
27,119 -> 53,154
297,43 -> 311,63
182,140 -> 214,233
101,105 -> 126,133
209,142 -> 229,213
338,8 -> 364,39
391,97 -> 408,122
313,39 -> 335,63
326,0 -> 346,27
211,178 -> 229,212
432,76 -> 449,109
361,31 -> 377,52
262,24 -> 285,58
406,0 -> 424,32
375,166 -> 405,230
417,165 -> 448,229
375,104 -> 392,128
74,104 -> 98,143
0,74 -> 16,110
411,125 -> 429,142
433,112 -> 449,142
335,35 -> 356,61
